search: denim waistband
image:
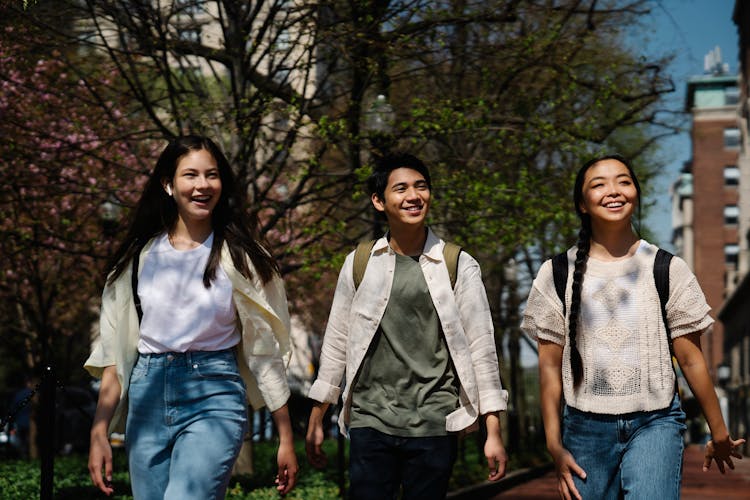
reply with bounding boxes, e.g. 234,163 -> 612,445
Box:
135,347 -> 236,366
564,393 -> 680,421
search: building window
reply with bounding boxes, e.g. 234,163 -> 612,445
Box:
724,165 -> 740,186
724,127 -> 740,149
178,28 -> 201,43
176,0 -> 204,16
725,86 -> 740,106
725,244 -> 739,265
725,205 -> 739,225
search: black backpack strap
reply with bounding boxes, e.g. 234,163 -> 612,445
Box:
654,248 -> 673,342
654,248 -> 676,392
551,252 -> 569,316
131,247 -> 144,325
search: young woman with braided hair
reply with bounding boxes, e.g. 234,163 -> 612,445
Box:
521,155 -> 744,500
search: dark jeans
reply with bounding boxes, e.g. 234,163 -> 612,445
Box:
349,427 -> 457,500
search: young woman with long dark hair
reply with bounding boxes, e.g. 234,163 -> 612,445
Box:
522,155 -> 744,499
86,135 -> 297,498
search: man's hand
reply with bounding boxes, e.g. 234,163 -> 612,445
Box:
305,404 -> 328,469
484,432 -> 508,481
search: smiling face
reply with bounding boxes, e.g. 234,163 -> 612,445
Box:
371,167 -> 431,229
579,158 -> 638,228
165,148 -> 222,228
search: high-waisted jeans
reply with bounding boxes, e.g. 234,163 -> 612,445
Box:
126,349 -> 248,500
563,394 -> 686,500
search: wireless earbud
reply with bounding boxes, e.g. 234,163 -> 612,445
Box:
166,185 -> 173,196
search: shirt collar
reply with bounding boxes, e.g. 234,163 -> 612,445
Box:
372,227 -> 443,261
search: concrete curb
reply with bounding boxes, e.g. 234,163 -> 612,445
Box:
447,462 -> 555,500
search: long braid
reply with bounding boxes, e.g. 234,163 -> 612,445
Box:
568,220 -> 590,388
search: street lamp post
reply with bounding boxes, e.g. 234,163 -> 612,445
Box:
362,94 -> 396,239
99,199 -> 122,237
363,94 -> 396,156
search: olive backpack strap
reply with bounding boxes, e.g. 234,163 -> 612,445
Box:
131,246 -> 144,325
551,252 -> 569,317
352,240 -> 376,290
352,239 -> 463,290
442,241 -> 462,290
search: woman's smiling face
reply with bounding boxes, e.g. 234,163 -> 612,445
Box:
579,158 -> 638,228
166,148 -> 222,226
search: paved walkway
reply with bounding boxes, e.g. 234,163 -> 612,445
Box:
489,445 -> 750,499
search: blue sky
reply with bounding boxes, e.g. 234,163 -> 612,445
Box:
641,0 -> 740,250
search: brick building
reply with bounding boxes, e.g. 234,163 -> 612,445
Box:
677,65 -> 740,380
716,0 -> 750,454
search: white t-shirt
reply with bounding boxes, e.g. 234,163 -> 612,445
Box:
136,232 -> 240,353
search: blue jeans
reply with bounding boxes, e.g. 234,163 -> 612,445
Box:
563,394 -> 686,500
126,349 -> 248,500
349,427 -> 457,500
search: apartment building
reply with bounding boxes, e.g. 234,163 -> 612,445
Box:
717,0 -> 750,454
676,60 -> 740,381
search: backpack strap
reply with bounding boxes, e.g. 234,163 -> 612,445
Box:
654,248 -> 674,344
654,248 -> 677,392
442,241 -> 462,289
352,239 -> 463,290
131,246 -> 144,325
551,252 -> 569,316
352,240 -> 376,290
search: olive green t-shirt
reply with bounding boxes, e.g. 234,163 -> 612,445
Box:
349,253 -> 459,437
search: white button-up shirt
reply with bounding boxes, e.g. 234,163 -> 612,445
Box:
308,228 -> 508,435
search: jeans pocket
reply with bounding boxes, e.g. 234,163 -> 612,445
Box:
129,358 -> 149,385
193,355 -> 241,382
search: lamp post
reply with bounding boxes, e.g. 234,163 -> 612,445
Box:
99,198 -> 122,237
362,94 -> 396,240
363,94 -> 396,156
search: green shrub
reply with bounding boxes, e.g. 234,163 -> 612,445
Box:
0,436 -> 546,499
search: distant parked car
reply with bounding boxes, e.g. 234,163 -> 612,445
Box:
0,422 -> 22,459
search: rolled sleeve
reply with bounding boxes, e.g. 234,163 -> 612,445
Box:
84,282 -> 118,379
454,254 -> 508,414
307,253 -> 354,403
246,353 -> 290,412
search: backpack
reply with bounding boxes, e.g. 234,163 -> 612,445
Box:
352,240 -> 462,290
551,248 -> 674,350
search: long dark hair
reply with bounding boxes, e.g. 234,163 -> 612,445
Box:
106,135 -> 279,287
568,154 -> 642,387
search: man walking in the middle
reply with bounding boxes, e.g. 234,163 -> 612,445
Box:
305,152 -> 508,499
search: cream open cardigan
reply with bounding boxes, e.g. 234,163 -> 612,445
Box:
85,238 -> 292,433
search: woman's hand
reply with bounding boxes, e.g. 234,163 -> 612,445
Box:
275,440 -> 299,494
551,446 -> 586,500
88,431 -> 114,496
88,366 -> 120,496
271,403 -> 298,494
703,436 -> 746,473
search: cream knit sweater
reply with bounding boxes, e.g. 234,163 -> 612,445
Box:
521,241 -> 713,414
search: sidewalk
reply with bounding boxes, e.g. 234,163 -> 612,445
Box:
484,445 -> 750,499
